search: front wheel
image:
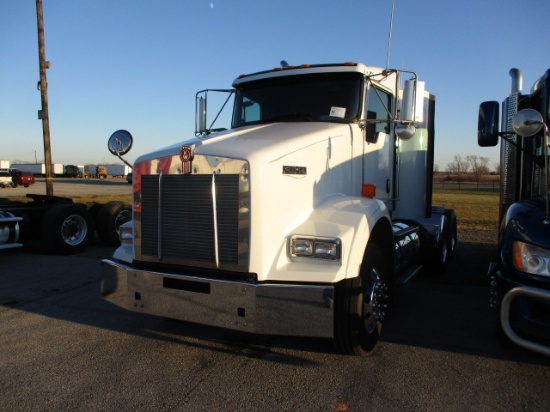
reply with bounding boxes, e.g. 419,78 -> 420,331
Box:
333,244 -> 389,356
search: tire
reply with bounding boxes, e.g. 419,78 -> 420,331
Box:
423,215 -> 449,276
334,244 -> 389,356
87,202 -> 103,221
444,209 -> 457,263
95,201 -> 132,245
40,204 -> 95,255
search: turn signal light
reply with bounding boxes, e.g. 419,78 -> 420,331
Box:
362,184 -> 376,198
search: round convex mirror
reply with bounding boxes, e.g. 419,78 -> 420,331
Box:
512,109 -> 544,137
108,130 -> 133,156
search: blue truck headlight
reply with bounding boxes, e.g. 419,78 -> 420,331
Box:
512,241 -> 550,277
290,236 -> 341,260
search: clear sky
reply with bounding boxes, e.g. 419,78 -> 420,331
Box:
1,0 -> 549,170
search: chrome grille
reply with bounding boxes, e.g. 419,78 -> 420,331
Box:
141,174 -> 240,266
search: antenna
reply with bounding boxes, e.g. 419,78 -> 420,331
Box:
386,0 -> 395,70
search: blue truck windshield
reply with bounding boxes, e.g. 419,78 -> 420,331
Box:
232,72 -> 363,128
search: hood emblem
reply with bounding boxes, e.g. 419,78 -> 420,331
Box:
179,146 -> 194,174
283,165 -> 307,175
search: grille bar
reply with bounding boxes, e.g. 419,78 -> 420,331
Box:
212,172 -> 219,268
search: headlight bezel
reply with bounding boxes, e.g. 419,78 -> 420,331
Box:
512,241 -> 550,277
118,221 -> 134,243
290,235 -> 341,261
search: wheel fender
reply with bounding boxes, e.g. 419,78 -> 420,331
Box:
291,196 -> 392,281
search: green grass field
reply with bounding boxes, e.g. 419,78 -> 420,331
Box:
432,189 -> 499,232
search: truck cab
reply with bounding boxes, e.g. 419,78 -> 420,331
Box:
478,68 -> 550,356
101,62 -> 456,355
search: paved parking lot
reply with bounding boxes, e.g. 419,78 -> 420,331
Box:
1,179 -> 549,411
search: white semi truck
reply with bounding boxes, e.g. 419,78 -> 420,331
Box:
100,62 -> 457,355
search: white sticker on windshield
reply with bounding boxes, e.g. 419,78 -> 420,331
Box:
329,106 -> 346,118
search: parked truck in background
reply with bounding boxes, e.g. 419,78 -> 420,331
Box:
11,163 -> 60,176
10,163 -> 81,178
478,67 -> 550,356
0,168 -> 130,251
82,164 -> 129,179
83,164 -> 107,179
63,165 -> 82,178
101,62 -> 457,355
104,164 -> 131,177
0,195 -> 131,253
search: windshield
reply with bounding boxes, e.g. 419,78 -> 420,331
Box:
232,72 -> 363,128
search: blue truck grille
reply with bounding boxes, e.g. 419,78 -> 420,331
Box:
140,174 -> 240,265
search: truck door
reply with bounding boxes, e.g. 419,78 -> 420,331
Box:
363,84 -> 394,210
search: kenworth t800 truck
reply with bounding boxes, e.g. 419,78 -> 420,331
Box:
101,62 -> 456,356
478,68 -> 550,356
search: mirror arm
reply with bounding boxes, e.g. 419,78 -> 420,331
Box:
208,90 -> 234,131
112,151 -> 133,170
500,132 -> 517,147
500,132 -> 539,160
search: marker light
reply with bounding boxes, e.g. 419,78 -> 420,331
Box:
512,241 -> 550,277
362,184 -> 376,198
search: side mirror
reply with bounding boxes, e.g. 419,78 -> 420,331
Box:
196,96 -> 207,134
478,101 -> 500,147
400,79 -> 425,123
108,130 -> 133,156
512,108 -> 544,137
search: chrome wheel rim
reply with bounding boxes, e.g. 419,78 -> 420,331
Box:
61,214 -> 87,245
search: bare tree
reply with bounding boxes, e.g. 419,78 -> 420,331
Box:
493,162 -> 501,175
466,155 -> 490,184
446,154 -> 470,187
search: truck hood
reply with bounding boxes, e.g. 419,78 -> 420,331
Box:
505,199 -> 550,250
136,122 -> 351,165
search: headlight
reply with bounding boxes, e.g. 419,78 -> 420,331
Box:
290,236 -> 341,260
512,241 -> 550,277
118,221 -> 134,243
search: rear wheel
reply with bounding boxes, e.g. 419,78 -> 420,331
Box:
334,244 -> 389,356
40,204 -> 95,254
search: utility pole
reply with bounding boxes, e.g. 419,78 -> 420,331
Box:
36,0 -> 54,195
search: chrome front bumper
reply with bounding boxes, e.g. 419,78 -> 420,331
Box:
100,259 -> 335,338
501,286 -> 550,357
